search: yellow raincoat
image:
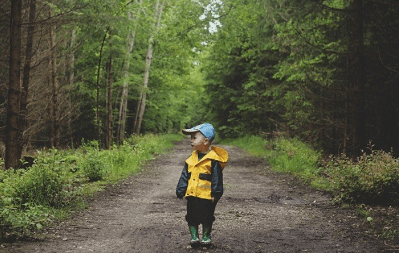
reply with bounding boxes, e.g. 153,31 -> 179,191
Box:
184,146 -> 228,200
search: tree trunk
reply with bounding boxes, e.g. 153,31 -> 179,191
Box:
18,0 -> 36,157
96,29 -> 108,147
134,0 -> 165,135
106,39 -> 113,150
117,3 -> 142,143
69,29 -> 76,86
117,83 -> 128,143
132,92 -> 142,133
68,28 -> 76,147
6,0 -> 22,169
350,0 -> 366,155
48,6 -> 60,148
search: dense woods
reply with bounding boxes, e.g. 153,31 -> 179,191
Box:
0,0 -> 398,169
201,0 -> 398,156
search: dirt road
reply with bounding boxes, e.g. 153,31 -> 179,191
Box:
2,138 -> 393,252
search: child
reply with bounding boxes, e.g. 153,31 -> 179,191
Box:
176,123 -> 228,248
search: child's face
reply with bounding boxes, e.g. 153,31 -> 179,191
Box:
191,132 -> 209,153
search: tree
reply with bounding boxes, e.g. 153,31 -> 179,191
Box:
117,1 -> 142,143
133,0 -> 166,135
106,44 -> 113,150
18,0 -> 37,156
200,0 -> 398,155
348,0 -> 366,154
95,29 -> 109,146
48,5 -> 60,148
6,0 -> 22,169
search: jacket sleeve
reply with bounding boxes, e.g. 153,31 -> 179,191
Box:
211,160 -> 223,200
176,163 -> 189,199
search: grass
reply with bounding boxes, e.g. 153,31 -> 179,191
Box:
220,135 -> 268,157
221,135 -> 323,187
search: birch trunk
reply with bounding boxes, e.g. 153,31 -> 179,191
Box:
68,28 -> 76,147
117,2 -> 142,143
134,0 -> 165,135
96,30 -> 108,146
106,41 -> 113,150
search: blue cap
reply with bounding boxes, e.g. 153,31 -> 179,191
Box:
182,123 -> 216,142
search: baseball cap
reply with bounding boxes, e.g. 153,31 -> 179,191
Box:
182,123 -> 216,142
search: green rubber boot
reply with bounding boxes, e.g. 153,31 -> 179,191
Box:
201,225 -> 212,246
189,225 -> 200,248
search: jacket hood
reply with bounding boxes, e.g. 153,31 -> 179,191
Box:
191,146 -> 228,169
209,146 -> 228,164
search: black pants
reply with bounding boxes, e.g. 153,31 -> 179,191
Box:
185,197 -> 217,226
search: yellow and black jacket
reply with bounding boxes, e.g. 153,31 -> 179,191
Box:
176,146 -> 228,200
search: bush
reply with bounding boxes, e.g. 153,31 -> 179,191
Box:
82,153 -> 107,182
0,160 -> 69,236
13,165 -> 64,207
0,134 -> 182,239
325,149 -> 399,205
0,149 -> 81,237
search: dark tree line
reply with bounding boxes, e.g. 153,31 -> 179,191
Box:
201,0 -> 398,156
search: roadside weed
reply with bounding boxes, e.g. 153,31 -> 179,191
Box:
0,134 -> 182,239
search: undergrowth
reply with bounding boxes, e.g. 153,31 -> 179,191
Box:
0,134 -> 182,239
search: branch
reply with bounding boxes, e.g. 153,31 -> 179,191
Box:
0,2 -> 10,19
293,27 -> 348,56
377,46 -> 399,73
315,1 -> 352,13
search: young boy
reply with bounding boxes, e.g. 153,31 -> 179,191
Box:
176,123 -> 228,248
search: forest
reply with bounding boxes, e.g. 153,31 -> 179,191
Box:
0,0 -> 398,167
0,0 -> 398,241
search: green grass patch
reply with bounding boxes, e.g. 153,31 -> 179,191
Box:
221,136 -> 323,187
0,133 -> 182,239
220,135 -> 268,157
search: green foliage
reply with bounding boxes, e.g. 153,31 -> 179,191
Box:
0,202 -> 53,237
324,148 -> 399,205
80,140 -> 107,181
201,0 -> 398,155
265,138 -> 322,179
222,136 -> 322,179
103,134 -> 182,181
13,165 -> 64,207
0,150 -> 80,237
200,0 -> 281,139
82,153 -> 107,182
0,134 -> 181,239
